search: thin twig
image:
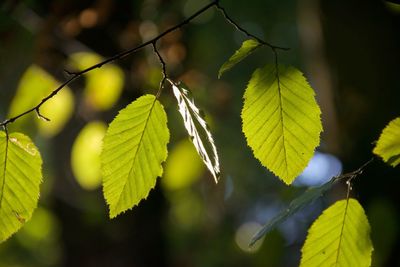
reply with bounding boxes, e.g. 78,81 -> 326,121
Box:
215,3 -> 289,51
152,43 -> 168,99
0,0 -> 287,127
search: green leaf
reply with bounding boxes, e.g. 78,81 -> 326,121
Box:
373,117 -> 400,167
300,198 -> 373,267
170,81 -> 220,183
242,64 -> 322,184
218,39 -> 262,78
0,132 -> 43,242
101,95 -> 169,218
250,177 -> 339,246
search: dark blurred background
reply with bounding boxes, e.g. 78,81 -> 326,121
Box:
0,0 -> 399,266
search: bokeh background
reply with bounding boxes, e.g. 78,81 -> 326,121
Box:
1,0 -> 400,266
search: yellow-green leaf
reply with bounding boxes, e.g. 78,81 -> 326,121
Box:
373,117 -> 400,167
242,64 -> 322,184
69,52 -> 124,111
300,198 -> 373,267
218,39 -> 262,78
71,121 -> 107,190
101,95 -> 169,218
170,81 -> 220,183
0,132 -> 43,242
8,65 -> 74,137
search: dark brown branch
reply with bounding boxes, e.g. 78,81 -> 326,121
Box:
0,0 -> 288,127
152,43 -> 168,99
215,3 -> 289,51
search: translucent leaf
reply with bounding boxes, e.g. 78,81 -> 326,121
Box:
162,139 -> 204,191
71,121 -> 107,190
250,176 -> 338,246
8,65 -> 74,137
218,39 -> 261,78
373,117 -> 400,167
242,65 -> 322,184
0,132 -> 43,242
101,95 -> 169,218
69,52 -> 124,111
300,198 -> 373,267
170,81 -> 220,183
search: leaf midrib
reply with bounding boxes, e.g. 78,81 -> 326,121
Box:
114,98 -> 157,209
0,134 -> 9,210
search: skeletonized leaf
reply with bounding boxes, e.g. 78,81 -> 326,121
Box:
242,64 -> 322,184
218,39 -> 262,78
373,117 -> 400,167
0,132 -> 43,242
300,198 -> 373,267
170,81 -> 220,183
250,176 -> 338,246
101,95 -> 169,218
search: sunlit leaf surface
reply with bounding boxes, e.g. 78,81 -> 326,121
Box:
218,39 -> 262,78
242,64 -> 322,184
0,132 -> 43,242
300,199 -> 373,267
373,117 -> 400,167
71,121 -> 107,190
171,81 -> 220,183
101,95 -> 169,218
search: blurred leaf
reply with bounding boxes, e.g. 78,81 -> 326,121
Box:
70,52 -> 124,111
101,95 -> 169,218
300,199 -> 373,267
71,121 -> 107,190
373,117 -> 400,167
218,39 -> 262,78
0,132 -> 42,243
162,139 -> 204,191
250,177 -> 338,246
242,65 -> 322,184
170,81 -> 220,183
8,65 -> 74,137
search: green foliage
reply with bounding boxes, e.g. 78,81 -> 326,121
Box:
0,132 -> 42,243
101,95 -> 169,218
71,121 -> 107,190
170,81 -> 220,183
250,176 -> 339,246
242,64 -> 322,184
373,117 -> 400,167
300,198 -> 373,267
218,39 -> 262,78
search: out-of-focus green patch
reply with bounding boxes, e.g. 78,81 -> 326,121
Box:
385,2 -> 400,13
8,65 -> 74,137
168,189 -> 204,229
162,139 -> 204,191
71,121 -> 107,190
69,52 -> 124,111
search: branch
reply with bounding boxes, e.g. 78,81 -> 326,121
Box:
215,3 -> 289,51
152,43 -> 168,99
0,0 -> 287,127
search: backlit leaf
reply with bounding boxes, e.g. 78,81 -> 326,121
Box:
218,39 -> 262,78
373,117 -> 400,167
101,95 -> 169,218
170,80 -> 220,183
242,64 -> 322,184
0,132 -> 43,242
250,176 -> 339,246
71,121 -> 107,190
300,198 -> 373,267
